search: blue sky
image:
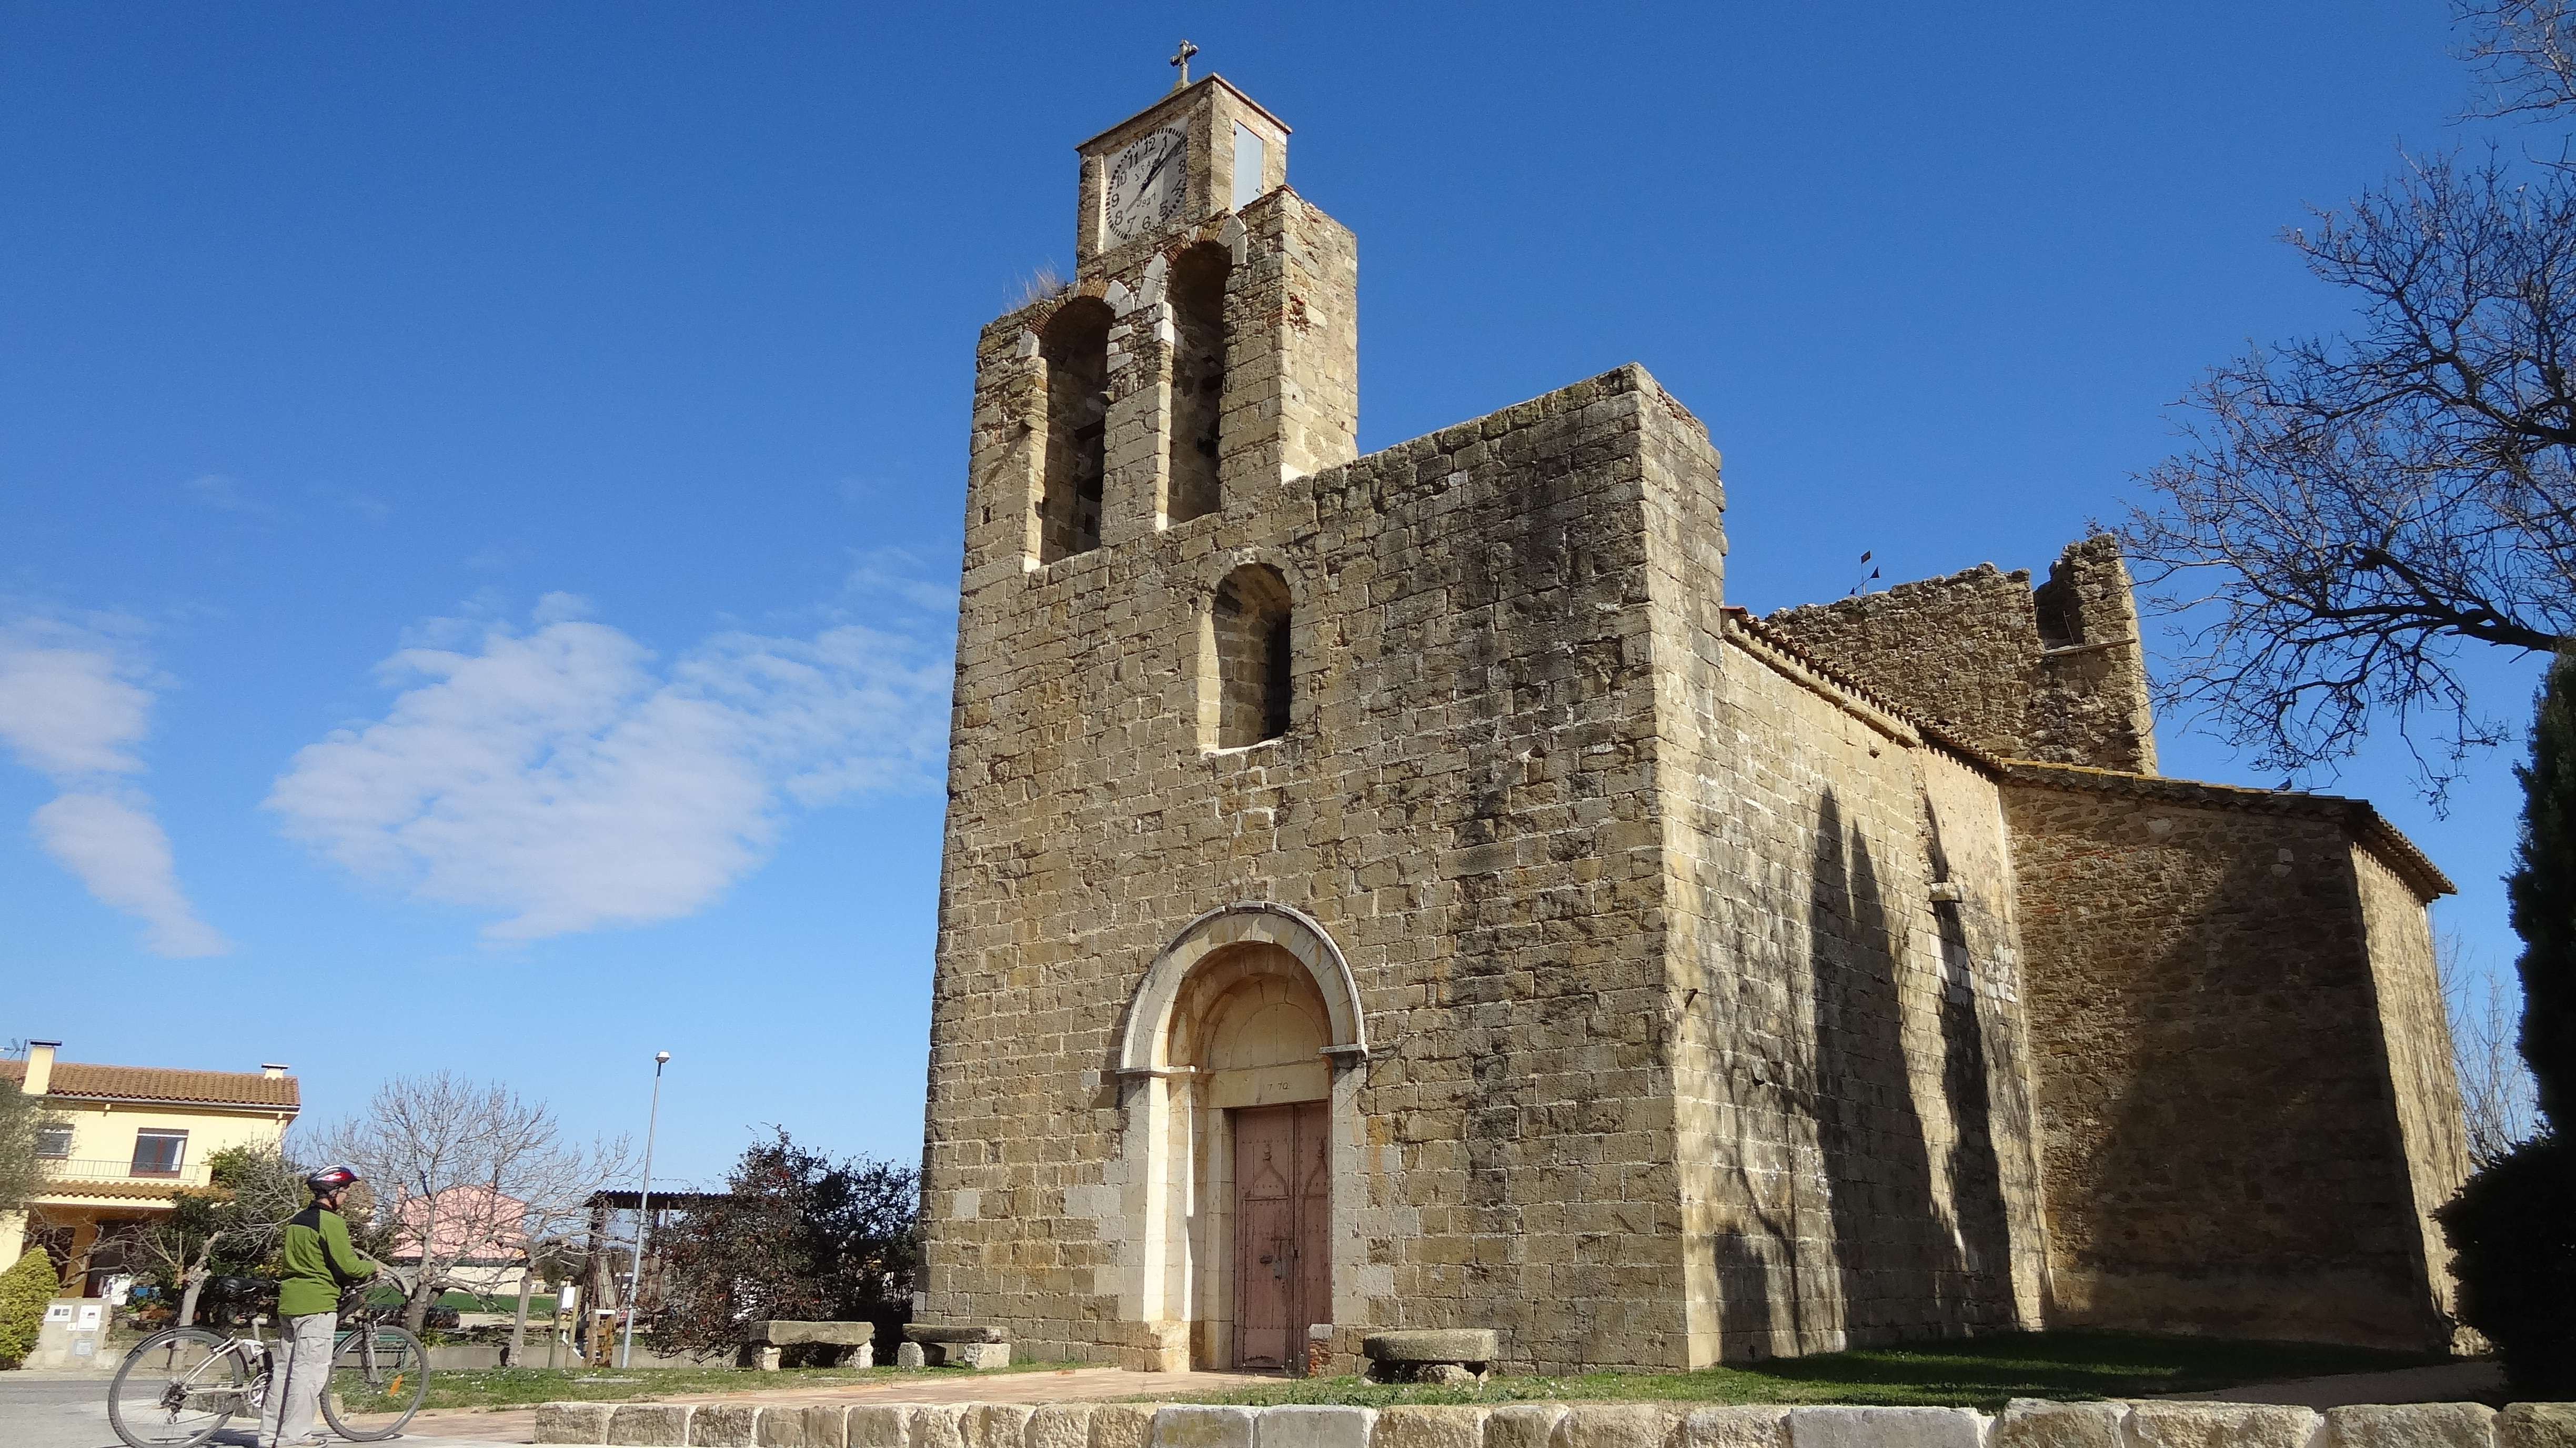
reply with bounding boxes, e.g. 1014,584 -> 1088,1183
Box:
1,2 -> 2550,1185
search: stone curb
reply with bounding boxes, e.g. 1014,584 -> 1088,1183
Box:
534,1399 -> 2575,1448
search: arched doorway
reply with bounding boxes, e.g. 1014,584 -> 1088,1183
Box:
1177,951 -> 1331,1369
1111,904 -> 1366,1371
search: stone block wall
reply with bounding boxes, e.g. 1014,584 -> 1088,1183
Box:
927,366 -> 1707,1371
1075,77 -> 1290,267
537,1398 -> 2574,1448
1220,190 -> 1359,490
1651,602 -> 2050,1360
2025,538 -> 2158,773
1762,537 -> 2155,774
1763,565 -> 2039,759
961,186 -> 1356,588
931,86 -> 2464,1366
932,344 -> 2080,1370
2352,844 -> 2475,1339
1998,766 -> 2460,1348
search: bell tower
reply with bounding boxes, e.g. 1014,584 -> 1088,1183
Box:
958,74 -> 1358,587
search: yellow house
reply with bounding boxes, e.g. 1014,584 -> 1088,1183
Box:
2,1041 -> 299,1293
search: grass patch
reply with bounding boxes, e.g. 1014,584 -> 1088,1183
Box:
402,1333 -> 2454,1414
1163,1332 -> 2454,1413
414,1359 -> 1069,1411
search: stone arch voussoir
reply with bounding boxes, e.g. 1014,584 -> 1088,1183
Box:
1116,902 -> 1367,1073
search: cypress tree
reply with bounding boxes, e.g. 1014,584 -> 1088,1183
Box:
2509,647 -> 2576,1128
2440,648 -> 2576,1394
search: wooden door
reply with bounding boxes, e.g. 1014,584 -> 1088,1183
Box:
1231,1101 -> 1330,1370
1291,1100 -> 1331,1365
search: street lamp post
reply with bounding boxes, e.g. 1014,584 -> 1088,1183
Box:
617,1050 -> 671,1370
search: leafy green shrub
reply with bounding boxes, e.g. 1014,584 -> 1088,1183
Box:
0,1246 -> 64,1367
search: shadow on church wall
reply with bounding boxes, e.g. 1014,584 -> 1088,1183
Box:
1925,807 -> 2015,1330
1716,787 -> 2016,1352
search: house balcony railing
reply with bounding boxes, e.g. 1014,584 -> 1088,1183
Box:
38,1158 -> 212,1189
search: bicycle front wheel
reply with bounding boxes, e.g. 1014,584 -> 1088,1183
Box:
107,1328 -> 253,1448
319,1323 -> 429,1441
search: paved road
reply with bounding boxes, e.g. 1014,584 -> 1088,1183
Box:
0,1374 -> 499,1448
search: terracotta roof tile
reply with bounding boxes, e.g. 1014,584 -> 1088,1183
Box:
37,1178 -> 194,1202
0,1059 -> 300,1109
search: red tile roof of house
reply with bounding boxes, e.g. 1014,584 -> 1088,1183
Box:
0,1059 -> 300,1110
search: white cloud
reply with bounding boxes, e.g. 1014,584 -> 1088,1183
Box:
0,616 -> 231,957
265,595 -> 952,941
846,546 -> 957,614
316,486 -> 391,524
33,790 -> 232,958
184,473 -> 267,514
0,622 -> 154,776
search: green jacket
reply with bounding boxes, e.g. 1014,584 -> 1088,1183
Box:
278,1203 -> 379,1318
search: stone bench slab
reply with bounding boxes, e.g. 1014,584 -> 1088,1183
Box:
748,1321 -> 878,1346
904,1324 -> 1010,1344
1361,1329 -> 1497,1363
1360,1329 -> 1497,1385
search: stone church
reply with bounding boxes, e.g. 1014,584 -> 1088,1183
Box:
916,75 -> 2471,1375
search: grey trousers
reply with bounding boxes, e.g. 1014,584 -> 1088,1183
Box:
258,1311 -> 337,1446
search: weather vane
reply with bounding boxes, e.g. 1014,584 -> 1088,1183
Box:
1169,39 -> 1198,91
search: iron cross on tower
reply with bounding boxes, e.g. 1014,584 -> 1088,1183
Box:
1169,39 -> 1198,89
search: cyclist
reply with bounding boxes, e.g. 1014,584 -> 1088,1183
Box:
259,1164 -> 390,1448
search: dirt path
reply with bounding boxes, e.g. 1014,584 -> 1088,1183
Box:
2153,1360 -> 2505,1409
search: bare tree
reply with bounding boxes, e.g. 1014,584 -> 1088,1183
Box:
2458,2 -> 2576,119
2124,154 -> 2576,796
319,1072 -> 627,1336
508,1236 -> 584,1366
2125,7 -> 2576,799
499,1184 -> 628,1365
135,1144 -> 306,1326
2439,929 -> 2544,1164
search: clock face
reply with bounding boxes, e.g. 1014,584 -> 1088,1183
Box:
1105,126 -> 1189,246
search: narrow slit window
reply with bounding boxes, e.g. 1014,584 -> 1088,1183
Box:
1208,564 -> 1293,748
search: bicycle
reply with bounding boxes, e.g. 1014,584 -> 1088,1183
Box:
106,1273 -> 431,1447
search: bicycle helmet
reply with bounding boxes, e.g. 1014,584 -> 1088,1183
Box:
306,1164 -> 361,1194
